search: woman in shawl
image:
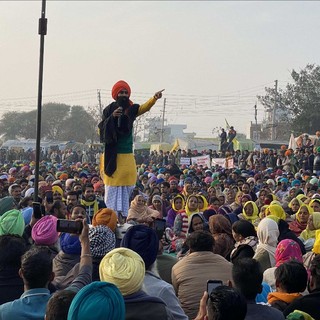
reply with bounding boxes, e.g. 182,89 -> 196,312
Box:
209,214 -> 235,261
197,194 -> 208,212
173,195 -> 199,238
230,219 -> 258,263
181,183 -> 193,201
233,194 -> 252,215
238,201 -> 260,227
253,217 -> 280,272
299,211 -> 320,246
310,198 -> 320,212
287,197 -> 303,216
255,188 -> 268,210
289,204 -> 311,237
265,203 -> 287,221
148,194 -> 167,219
127,195 -> 160,226
263,239 -> 303,291
230,190 -> 243,212
166,194 -> 185,228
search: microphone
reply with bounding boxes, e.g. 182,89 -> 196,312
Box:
117,107 -> 123,128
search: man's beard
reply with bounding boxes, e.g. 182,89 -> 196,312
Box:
84,195 -> 96,202
117,96 -> 130,109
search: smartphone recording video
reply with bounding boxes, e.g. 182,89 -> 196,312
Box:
207,280 -> 223,295
33,202 -> 44,219
154,218 -> 166,240
56,219 -> 83,234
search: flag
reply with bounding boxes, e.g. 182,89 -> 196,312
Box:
225,118 -> 230,130
171,139 -> 180,153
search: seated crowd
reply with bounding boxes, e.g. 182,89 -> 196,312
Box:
0,144 -> 320,319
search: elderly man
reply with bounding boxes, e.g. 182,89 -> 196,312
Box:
98,80 -> 164,218
172,231 -> 233,319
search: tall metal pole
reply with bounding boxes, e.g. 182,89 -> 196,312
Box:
272,80 -> 278,140
97,89 -> 102,117
34,0 -> 47,201
160,98 -> 166,143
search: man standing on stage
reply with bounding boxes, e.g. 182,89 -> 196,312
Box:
99,80 -> 163,219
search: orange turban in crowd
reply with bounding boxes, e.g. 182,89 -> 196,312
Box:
92,208 -> 118,232
111,80 -> 131,100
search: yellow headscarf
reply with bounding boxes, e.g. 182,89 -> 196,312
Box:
185,195 -> 199,217
172,194 -> 185,212
312,229 -> 320,254
242,201 -> 259,222
296,204 -> 313,223
52,185 -> 63,196
288,197 -> 303,209
265,215 -> 280,224
300,212 -> 320,241
197,195 -> 208,211
235,191 -> 244,205
99,248 -> 145,296
266,204 -> 286,221
296,194 -> 308,203
259,205 -> 269,219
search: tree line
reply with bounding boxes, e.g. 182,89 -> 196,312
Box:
0,103 -> 99,143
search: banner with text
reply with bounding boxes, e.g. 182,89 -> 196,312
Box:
191,155 -> 211,167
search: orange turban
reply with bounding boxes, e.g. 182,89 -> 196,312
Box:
111,80 -> 131,100
92,208 -> 117,232
59,173 -> 68,181
285,150 -> 292,157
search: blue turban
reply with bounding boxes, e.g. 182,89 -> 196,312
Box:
67,281 -> 125,320
121,224 -> 159,270
60,233 -> 81,255
280,178 -> 289,184
291,179 -> 301,187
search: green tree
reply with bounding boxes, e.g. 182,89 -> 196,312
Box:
258,64 -> 320,135
0,103 -> 97,143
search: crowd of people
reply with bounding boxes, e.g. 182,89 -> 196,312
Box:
0,137 -> 320,319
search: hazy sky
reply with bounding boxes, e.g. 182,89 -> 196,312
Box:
1,1 -> 319,138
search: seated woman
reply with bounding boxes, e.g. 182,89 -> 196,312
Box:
238,201 -> 260,227
149,195 -> 167,219
263,239 -> 303,291
173,195 -> 198,237
230,219 -> 258,263
299,211 -> 320,251
310,198 -> 320,213
230,191 -> 243,212
209,214 -> 235,261
287,197 -> 302,216
197,194 -> 208,212
203,197 -> 220,221
255,188 -> 268,210
289,204 -> 311,237
166,194 -> 185,228
233,194 -> 252,215
127,195 -> 160,226
253,217 -> 279,272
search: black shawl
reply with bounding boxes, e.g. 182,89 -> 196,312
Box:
98,101 -> 139,177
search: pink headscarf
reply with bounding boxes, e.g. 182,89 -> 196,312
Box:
275,239 -> 303,267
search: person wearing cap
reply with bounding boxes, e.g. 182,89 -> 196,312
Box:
121,225 -> 188,320
98,81 -> 164,219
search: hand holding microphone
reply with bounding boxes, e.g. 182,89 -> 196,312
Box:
112,107 -> 123,128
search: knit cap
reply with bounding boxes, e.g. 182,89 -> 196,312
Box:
89,225 -> 116,258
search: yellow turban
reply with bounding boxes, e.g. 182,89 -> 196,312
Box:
99,248 -> 145,296
266,204 -> 286,221
52,185 -> 63,196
